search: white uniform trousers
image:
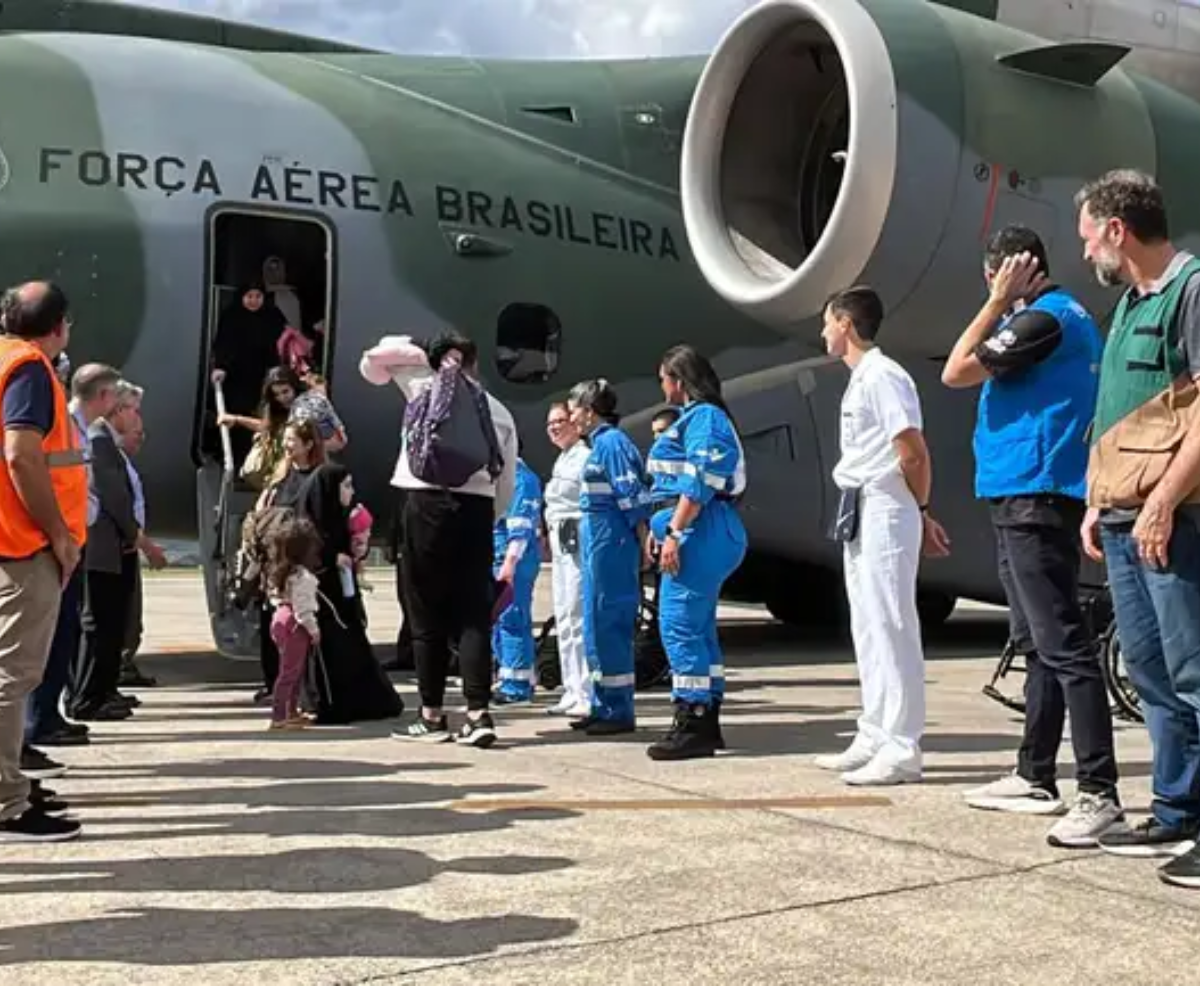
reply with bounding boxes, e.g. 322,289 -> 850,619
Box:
549,525 -> 592,709
841,477 -> 925,772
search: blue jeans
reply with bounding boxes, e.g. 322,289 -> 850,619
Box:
1101,511 -> 1200,829
25,566 -> 83,741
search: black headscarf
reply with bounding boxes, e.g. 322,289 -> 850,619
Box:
212,281 -> 289,386
301,462 -> 352,567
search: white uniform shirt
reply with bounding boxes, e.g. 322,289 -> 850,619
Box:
543,441 -> 589,525
831,347 -> 923,492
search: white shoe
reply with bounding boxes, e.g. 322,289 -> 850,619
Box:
562,702 -> 591,719
841,757 -> 921,787
1046,793 -> 1125,849
814,741 -> 876,774
545,699 -> 574,716
963,772 -> 1065,816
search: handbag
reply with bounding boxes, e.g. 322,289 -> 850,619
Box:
240,431 -> 283,490
829,487 -> 861,544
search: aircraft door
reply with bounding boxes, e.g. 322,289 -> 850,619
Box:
195,206 -> 336,659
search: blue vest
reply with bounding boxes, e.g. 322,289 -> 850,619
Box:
973,288 -> 1102,501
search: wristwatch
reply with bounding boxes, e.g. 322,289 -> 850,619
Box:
665,525 -> 683,541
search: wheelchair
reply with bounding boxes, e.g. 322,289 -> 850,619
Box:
982,583 -> 1143,724
535,567 -> 671,692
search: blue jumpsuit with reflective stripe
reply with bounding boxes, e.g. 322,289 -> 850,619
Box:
647,402 -> 748,707
580,423 -> 651,723
492,459 -> 543,700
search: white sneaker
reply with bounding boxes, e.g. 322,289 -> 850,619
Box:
545,698 -> 574,716
814,740 -> 876,774
963,772 -> 1065,815
562,702 -> 591,719
1046,792 -> 1126,848
842,757 -> 921,787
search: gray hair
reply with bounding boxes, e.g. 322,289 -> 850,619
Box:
113,379 -> 144,411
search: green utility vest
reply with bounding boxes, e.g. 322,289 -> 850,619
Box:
1091,256 -> 1200,442
1087,255 -> 1200,510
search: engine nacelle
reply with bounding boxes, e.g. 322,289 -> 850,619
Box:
681,0 -> 1172,353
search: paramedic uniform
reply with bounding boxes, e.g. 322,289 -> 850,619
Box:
544,440 -> 593,713
580,423 -> 651,725
647,402 -> 747,707
832,348 -> 926,776
492,459 -> 543,702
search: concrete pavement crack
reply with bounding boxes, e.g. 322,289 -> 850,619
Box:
339,858 -> 1074,985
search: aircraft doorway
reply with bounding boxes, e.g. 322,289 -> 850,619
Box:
195,206 -> 336,658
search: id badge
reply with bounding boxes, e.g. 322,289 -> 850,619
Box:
830,487 -> 861,544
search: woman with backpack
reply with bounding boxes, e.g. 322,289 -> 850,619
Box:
568,379 -> 652,737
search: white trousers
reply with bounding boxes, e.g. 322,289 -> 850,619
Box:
550,526 -> 592,708
841,480 -> 925,771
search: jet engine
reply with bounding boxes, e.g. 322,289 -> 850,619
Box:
680,0 -> 1166,352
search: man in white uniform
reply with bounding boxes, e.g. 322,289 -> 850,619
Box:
816,286 -> 951,786
542,402 -> 593,717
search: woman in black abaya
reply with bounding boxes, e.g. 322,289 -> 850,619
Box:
210,282 -> 289,469
291,461 -> 404,726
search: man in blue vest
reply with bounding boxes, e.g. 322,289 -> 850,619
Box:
942,224 -> 1123,848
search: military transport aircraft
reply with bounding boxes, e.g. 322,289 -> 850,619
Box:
0,0 -> 1193,655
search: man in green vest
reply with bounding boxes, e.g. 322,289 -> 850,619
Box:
1075,169 -> 1200,889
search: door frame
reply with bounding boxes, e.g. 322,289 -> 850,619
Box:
190,201 -> 340,468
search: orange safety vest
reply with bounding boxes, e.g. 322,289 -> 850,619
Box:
0,336 -> 88,560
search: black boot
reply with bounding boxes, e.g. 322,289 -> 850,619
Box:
712,699 -> 726,751
647,702 -> 720,761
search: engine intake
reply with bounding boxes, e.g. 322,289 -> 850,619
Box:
682,0 -> 899,328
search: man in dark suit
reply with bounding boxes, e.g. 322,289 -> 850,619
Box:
67,376 -> 142,722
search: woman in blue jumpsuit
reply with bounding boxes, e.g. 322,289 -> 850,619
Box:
492,456 -> 544,705
569,379 -> 651,736
646,345 -> 747,760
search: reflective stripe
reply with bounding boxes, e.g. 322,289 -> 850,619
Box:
584,482 -> 613,494
596,672 -> 635,689
617,497 -> 632,511
710,665 -> 726,678
649,457 -> 733,493
703,473 -> 726,491
507,517 -> 534,530
499,667 -> 537,682
46,449 -> 86,468
673,675 -> 712,690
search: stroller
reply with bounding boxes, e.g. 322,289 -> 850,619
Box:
535,565 -> 671,692
982,580 -> 1143,724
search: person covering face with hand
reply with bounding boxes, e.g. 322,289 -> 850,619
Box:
942,225 -> 1122,849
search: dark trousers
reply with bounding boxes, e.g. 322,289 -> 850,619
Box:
123,563 -> 143,662
400,488 -> 494,712
391,488 -> 415,669
260,602 -> 280,691
992,496 -> 1118,797
69,554 -> 139,715
25,565 -> 84,741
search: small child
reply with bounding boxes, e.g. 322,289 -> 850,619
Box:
266,516 -> 322,730
342,473 -> 375,592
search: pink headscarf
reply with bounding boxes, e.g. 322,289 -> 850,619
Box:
277,326 -> 314,377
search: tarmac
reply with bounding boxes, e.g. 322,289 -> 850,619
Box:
0,569 -> 1190,985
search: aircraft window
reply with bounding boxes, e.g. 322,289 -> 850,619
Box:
495,303 -> 562,385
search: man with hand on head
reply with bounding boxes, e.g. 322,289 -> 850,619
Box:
943,224 -> 1122,849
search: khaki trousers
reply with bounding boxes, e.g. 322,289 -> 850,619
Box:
0,551 -> 63,821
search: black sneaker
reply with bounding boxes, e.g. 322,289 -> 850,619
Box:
20,746 -> 67,781
1098,816 -> 1198,858
1159,843 -> 1200,889
27,725 -> 89,748
0,806 -> 81,843
394,714 -> 452,743
28,782 -> 67,815
585,718 -> 636,737
456,712 -> 497,748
